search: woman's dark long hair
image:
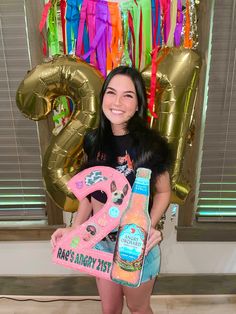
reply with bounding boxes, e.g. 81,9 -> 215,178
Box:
82,66 -> 172,185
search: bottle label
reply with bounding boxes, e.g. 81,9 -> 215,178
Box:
132,179 -> 149,196
114,224 -> 147,271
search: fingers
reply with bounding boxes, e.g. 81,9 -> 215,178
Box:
51,227 -> 74,249
51,238 -> 56,249
51,232 -> 59,249
50,231 -> 58,249
50,228 -> 63,249
145,228 -> 163,255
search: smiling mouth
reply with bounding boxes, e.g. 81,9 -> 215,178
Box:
111,109 -> 124,114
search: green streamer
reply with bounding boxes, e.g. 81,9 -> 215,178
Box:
120,1 -> 132,67
48,3 -> 60,55
138,0 -> 152,69
129,0 -> 140,69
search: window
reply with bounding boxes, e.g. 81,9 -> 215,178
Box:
177,0 -> 236,241
195,0 -> 236,222
0,0 -> 63,240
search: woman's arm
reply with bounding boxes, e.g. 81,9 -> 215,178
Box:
146,171 -> 171,253
72,197 -> 93,226
150,171 -> 171,227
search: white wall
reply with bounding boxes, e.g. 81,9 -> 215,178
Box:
161,206 -> 236,274
1,206 -> 236,276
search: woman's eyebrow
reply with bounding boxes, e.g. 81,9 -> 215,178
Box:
124,91 -> 135,94
107,86 -> 135,94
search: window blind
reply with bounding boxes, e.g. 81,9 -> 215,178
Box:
196,0 -> 236,222
0,0 -> 47,221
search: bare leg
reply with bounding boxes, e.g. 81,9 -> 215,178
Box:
96,278 -> 124,314
123,278 -> 156,314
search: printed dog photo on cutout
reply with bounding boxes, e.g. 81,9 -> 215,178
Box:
110,181 -> 129,205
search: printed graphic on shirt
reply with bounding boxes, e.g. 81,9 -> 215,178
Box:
116,151 -> 134,177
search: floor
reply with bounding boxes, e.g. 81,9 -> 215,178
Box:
0,295 -> 236,314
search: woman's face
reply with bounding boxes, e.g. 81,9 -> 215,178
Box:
102,74 -> 138,135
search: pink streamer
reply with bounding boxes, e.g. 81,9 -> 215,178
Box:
161,0 -> 171,44
75,0 -> 88,56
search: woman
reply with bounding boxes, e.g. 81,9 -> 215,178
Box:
51,66 -> 172,314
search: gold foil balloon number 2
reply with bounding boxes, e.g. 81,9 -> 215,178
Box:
16,56 -> 104,212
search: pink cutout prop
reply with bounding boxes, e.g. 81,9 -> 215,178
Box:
52,166 -> 131,280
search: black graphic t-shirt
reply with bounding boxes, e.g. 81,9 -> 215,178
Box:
90,133 -> 136,203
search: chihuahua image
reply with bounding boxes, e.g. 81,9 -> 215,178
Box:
111,181 -> 129,205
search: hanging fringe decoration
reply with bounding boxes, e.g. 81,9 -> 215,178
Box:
39,0 -> 199,74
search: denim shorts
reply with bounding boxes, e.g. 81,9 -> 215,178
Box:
95,239 -> 160,283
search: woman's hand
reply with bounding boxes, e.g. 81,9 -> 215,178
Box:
50,227 -> 74,249
145,227 -> 163,255
50,198 -> 92,249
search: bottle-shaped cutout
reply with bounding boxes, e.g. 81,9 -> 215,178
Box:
111,168 -> 151,287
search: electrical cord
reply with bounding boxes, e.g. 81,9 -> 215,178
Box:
0,296 -> 101,303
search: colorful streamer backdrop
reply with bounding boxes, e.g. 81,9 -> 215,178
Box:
40,0 -> 199,76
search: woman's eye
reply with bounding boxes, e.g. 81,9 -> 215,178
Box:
106,90 -> 115,95
124,94 -> 133,98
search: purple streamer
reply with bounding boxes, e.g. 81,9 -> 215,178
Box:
174,0 -> 183,46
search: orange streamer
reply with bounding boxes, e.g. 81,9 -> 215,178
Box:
107,2 -> 124,72
184,0 -> 193,48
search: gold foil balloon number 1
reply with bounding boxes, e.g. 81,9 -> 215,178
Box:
16,55 -> 104,212
142,47 -> 201,204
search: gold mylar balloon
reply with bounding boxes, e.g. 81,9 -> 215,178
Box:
16,55 -> 104,212
142,47 -> 201,204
